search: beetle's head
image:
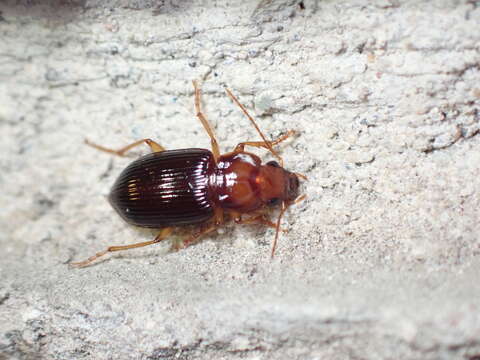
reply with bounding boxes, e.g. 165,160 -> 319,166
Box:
256,160 -> 300,207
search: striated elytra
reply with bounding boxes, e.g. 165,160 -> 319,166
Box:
109,149 -> 215,227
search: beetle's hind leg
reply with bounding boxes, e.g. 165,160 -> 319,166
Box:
85,138 -> 165,157
70,227 -> 173,268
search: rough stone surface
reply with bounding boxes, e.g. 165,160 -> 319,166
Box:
1,0 -> 480,359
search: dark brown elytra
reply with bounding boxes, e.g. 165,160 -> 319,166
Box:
71,81 -> 306,267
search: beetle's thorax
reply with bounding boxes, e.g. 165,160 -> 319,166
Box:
209,152 -> 261,213
210,151 -> 298,213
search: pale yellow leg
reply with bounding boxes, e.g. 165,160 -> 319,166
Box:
170,224 -> 219,251
234,130 -> 296,165
171,208 -> 224,251
70,227 -> 173,268
192,80 -> 221,161
234,214 -> 288,232
225,87 -> 286,164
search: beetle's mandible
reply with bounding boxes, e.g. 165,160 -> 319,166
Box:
71,81 -> 305,267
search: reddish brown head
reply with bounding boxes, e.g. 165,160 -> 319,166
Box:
256,160 -> 300,206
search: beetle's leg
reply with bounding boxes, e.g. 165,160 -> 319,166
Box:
235,130 -> 296,151
70,227 -> 173,268
233,213 -> 288,232
192,80 -> 220,161
213,206 -> 224,226
235,214 -> 276,229
171,208 -> 224,251
233,130 -> 296,166
85,138 -> 165,157
225,87 -> 285,164
170,223 -> 218,251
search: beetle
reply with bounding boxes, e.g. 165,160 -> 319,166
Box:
71,81 -> 305,267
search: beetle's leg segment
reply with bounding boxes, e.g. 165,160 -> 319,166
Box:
171,223 -> 218,251
213,207 -> 224,226
235,130 -> 296,151
234,130 -> 296,166
225,87 -> 284,164
235,214 -> 276,229
192,80 -> 220,161
234,213 -> 288,232
171,208 -> 224,251
70,227 -> 173,268
85,138 -> 165,157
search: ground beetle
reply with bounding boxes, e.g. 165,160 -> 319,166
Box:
71,81 -> 305,267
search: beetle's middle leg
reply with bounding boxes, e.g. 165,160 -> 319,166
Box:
85,138 -> 165,156
171,223 -> 218,251
70,227 -> 173,267
171,208 -> 224,251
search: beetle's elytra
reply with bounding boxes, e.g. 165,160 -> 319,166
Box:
71,81 -> 305,267
109,149 -> 215,227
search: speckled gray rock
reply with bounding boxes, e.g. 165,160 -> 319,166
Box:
1,0 -> 480,359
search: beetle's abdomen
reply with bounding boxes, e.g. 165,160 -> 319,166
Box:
109,149 -> 215,227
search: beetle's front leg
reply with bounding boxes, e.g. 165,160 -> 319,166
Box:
233,213 -> 288,233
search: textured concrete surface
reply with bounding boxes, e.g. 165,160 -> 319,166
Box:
1,0 -> 480,359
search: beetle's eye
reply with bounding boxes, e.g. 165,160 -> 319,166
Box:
267,197 -> 280,206
267,161 -> 280,168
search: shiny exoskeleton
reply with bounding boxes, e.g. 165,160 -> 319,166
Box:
110,149 -> 215,227
71,81 -> 304,267
110,149 -> 299,227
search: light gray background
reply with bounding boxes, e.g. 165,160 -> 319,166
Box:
1,0 -> 480,359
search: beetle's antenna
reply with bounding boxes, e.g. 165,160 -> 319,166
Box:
295,172 -> 308,181
294,194 -> 307,204
271,201 -> 289,258
225,88 -> 282,164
